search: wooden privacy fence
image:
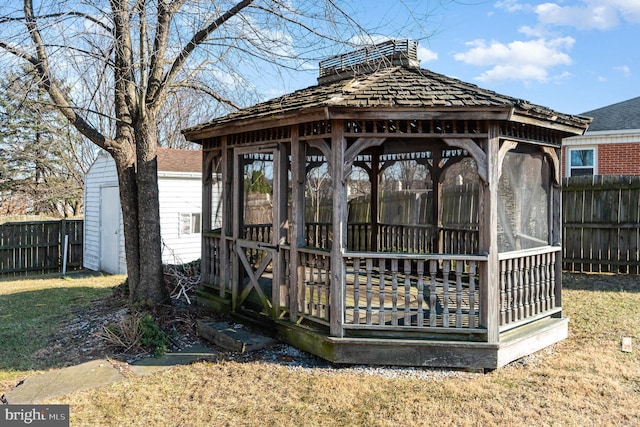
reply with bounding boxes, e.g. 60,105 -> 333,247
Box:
0,219 -> 83,277
563,175 -> 640,274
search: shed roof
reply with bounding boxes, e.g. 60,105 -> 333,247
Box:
157,148 -> 201,173
581,96 -> 640,132
183,64 -> 590,139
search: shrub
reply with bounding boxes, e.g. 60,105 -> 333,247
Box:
101,312 -> 170,357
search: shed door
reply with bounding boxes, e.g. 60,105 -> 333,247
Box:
100,186 -> 121,274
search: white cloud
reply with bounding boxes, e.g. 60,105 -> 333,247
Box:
496,0 -> 640,31
494,0 -> 526,13
454,37 -> 574,83
418,46 -> 438,64
601,0 -> 640,22
615,65 -> 632,77
535,2 -> 619,30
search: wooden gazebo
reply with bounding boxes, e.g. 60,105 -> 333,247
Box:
183,40 -> 590,369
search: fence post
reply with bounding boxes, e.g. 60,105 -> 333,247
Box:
61,219 -> 67,273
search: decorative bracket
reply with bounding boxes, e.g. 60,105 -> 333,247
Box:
343,137 -> 386,177
441,138 -> 488,182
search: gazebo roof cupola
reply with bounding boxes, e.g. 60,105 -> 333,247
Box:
317,39 -> 420,84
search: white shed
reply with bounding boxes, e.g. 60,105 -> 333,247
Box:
83,148 -> 206,274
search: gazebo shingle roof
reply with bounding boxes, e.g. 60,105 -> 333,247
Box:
184,65 -> 589,136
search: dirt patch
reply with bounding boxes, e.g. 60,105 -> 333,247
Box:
30,289 -> 223,368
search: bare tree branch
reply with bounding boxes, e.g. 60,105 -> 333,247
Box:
18,0 -> 110,150
151,0 -> 254,110
172,82 -> 242,110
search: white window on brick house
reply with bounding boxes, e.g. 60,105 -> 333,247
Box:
567,147 -> 597,176
180,212 -> 201,235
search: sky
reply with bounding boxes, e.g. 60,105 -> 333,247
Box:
268,0 -> 640,116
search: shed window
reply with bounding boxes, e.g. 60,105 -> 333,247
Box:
180,213 -> 201,235
568,148 -> 596,176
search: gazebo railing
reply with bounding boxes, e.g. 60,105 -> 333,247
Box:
294,250 -> 488,333
204,232 -> 561,336
378,224 -> 435,253
343,252 -> 487,332
296,247 -> 332,324
202,232 -> 231,296
304,222 -> 479,254
498,246 -> 561,331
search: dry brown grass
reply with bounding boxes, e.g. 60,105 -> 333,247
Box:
40,272 -> 640,427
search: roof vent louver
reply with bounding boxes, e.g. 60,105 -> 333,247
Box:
318,39 -> 419,84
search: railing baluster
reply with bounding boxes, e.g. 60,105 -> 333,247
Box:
308,255 -> 316,316
323,255 -> 330,321
533,254 -> 541,315
391,259 -> 399,326
524,256 -> 531,318
429,259 -> 438,327
316,255 -> 323,317
548,252 -> 556,309
500,259 -> 507,325
353,258 -> 361,324
516,257 -> 524,321
379,258 -> 386,325
455,261 -> 463,328
416,260 -> 425,327
404,259 -> 412,326
366,258 -> 373,325
469,261 -> 477,328
442,260 -> 450,327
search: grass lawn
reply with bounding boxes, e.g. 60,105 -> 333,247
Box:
0,273 -> 126,381
2,272 -> 639,426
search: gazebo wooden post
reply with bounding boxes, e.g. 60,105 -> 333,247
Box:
272,142 -> 289,316
201,150 -> 214,282
289,126 -> 304,321
370,153 -> 380,252
220,137 -> 231,298
230,145 -> 241,310
330,120 -> 346,337
551,147 -> 563,309
479,123 -> 501,343
431,148 -> 443,253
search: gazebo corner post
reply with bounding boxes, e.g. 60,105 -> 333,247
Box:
230,145 -> 240,310
272,140 -> 290,318
551,151 -> 563,310
330,120 -> 346,338
479,125 -> 501,344
201,150 -> 214,284
219,137 -> 232,299
289,125 -> 304,321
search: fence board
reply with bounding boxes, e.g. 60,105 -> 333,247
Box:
563,175 -> 640,274
0,219 -> 83,277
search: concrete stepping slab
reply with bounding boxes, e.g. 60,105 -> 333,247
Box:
129,343 -> 219,375
3,344 -> 220,404
197,320 -> 277,353
3,360 -> 126,404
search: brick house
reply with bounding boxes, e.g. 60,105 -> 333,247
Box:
562,96 -> 640,177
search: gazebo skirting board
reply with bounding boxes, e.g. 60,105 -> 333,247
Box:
198,233 -> 566,369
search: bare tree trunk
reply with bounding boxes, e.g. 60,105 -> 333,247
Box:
131,114 -> 166,303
